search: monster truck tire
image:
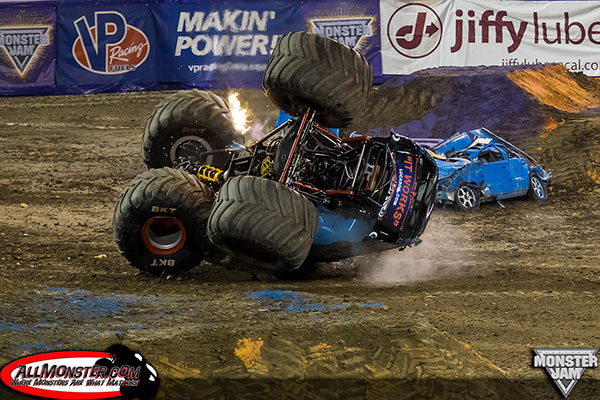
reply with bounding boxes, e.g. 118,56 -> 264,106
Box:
113,167 -> 215,276
527,174 -> 548,201
455,183 -> 480,212
142,90 -> 241,169
262,31 -> 372,128
207,176 -> 318,272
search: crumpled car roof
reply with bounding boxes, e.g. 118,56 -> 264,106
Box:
432,127 -> 538,165
433,128 -> 494,155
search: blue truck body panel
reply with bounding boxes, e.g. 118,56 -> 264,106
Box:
313,205 -> 375,246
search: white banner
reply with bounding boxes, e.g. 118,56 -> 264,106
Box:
380,0 -> 600,75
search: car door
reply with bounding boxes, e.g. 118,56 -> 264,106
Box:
477,146 -> 512,196
504,146 -> 530,195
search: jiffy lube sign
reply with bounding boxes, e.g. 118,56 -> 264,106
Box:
153,1 -> 303,84
381,0 -> 600,76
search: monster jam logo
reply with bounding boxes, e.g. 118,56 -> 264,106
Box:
310,17 -> 374,49
533,348 -> 598,398
72,11 -> 149,75
0,27 -> 50,77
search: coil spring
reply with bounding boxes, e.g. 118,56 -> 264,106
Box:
260,156 -> 272,176
197,165 -> 223,183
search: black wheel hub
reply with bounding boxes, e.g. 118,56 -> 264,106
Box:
170,135 -> 213,167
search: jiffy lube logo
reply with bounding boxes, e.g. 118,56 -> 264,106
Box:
382,1 -> 600,75
387,3 -> 442,58
72,11 -> 149,74
0,26 -> 50,77
388,3 -> 600,58
310,17 -> 374,49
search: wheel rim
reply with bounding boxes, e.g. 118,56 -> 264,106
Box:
141,216 -> 186,255
457,186 -> 476,208
532,176 -> 545,199
170,135 -> 213,167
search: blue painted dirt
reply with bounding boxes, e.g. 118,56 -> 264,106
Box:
246,290 -> 383,313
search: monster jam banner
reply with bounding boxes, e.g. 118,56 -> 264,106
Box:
57,3 -> 155,86
381,0 -> 600,76
0,5 -> 55,88
152,1 -> 303,86
304,0 -> 382,77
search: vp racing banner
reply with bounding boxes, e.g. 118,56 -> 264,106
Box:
380,0 -> 600,76
57,3 -> 156,86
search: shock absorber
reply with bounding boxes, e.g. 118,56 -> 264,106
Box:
197,165 -> 224,184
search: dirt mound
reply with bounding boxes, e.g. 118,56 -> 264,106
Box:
527,117 -> 600,191
349,76 -> 437,137
226,66 -> 600,191
508,65 -> 600,113
350,64 -> 600,147
344,64 -> 600,189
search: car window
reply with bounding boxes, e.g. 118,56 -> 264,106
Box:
478,147 -> 504,163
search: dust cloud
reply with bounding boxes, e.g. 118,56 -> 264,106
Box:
248,120 -> 270,141
358,217 -> 473,285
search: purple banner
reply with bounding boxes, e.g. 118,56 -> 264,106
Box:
152,1 -> 303,87
0,5 -> 56,88
303,0 -> 382,77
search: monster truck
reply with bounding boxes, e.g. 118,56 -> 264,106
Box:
113,31 -> 438,276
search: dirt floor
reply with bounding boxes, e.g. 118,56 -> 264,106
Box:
0,81 -> 599,399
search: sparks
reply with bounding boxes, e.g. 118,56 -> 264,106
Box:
228,92 -> 250,134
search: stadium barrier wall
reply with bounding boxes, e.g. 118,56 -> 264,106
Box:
1,0 -> 599,95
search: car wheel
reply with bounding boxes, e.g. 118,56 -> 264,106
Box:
455,184 -> 480,212
527,174 -> 548,201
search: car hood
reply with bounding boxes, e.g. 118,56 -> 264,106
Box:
435,158 -> 471,179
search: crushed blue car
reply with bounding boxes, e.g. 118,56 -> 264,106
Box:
429,128 -> 551,211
